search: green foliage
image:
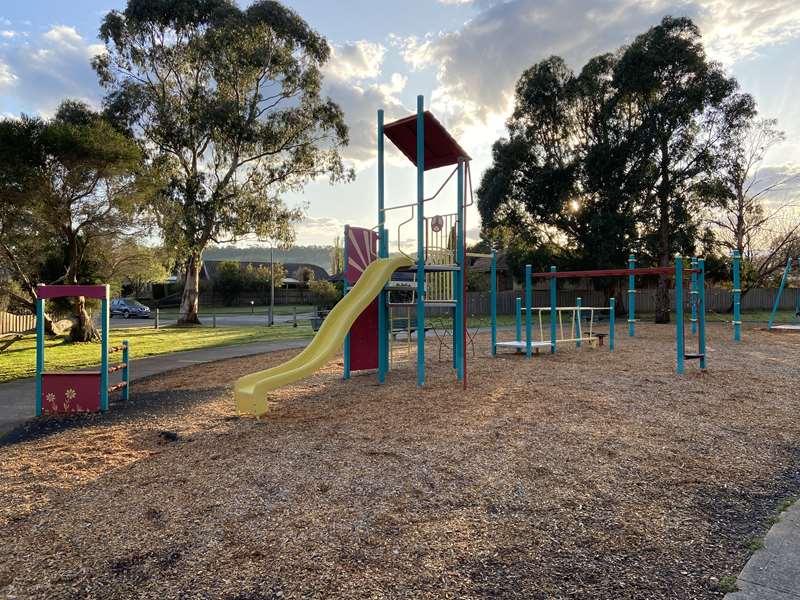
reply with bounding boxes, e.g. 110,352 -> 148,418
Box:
214,261 -> 245,306
466,269 -> 489,292
309,279 -> 340,309
94,0 -> 353,322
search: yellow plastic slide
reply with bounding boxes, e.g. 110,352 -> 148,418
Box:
234,254 -> 414,416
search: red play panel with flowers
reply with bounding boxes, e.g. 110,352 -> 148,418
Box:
41,372 -> 101,415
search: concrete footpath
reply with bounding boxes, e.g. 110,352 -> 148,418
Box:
0,339 -> 309,435
726,500 -> 800,599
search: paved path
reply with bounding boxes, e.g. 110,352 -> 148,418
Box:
725,501 -> 800,599
0,338 -> 309,436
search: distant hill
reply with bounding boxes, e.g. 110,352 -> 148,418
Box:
203,245 -> 333,272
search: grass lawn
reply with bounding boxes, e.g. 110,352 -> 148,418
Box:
0,325 -> 313,383
155,304 -> 315,317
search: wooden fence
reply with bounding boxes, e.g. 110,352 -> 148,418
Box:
465,287 -> 800,315
0,311 -> 36,335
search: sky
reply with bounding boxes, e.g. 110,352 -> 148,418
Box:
1,0 -> 799,248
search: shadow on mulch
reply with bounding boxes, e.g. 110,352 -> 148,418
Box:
0,372 -> 228,449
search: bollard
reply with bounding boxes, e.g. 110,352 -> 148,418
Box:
212,311 -> 216,328
155,307 -> 159,330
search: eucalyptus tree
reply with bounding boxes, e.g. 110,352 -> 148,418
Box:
94,0 -> 351,324
613,16 -> 746,322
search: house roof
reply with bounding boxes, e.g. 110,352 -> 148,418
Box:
383,111 -> 471,171
469,253 -> 508,272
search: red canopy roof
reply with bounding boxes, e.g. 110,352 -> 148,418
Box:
383,111 -> 470,171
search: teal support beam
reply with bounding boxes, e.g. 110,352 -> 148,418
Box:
525,264 -> 532,358
100,293 -> 109,411
609,298 -> 615,351
416,95 -> 425,386
377,109 -> 388,382
628,254 -> 636,337
768,257 -> 792,330
575,297 -> 582,348
690,257 -> 698,335
490,249 -> 497,356
122,340 -> 130,402
732,250 -> 741,341
343,224 -> 351,380
675,255 -> 685,375
698,258 -> 707,370
35,291 -> 44,417
456,159 -> 465,381
515,297 -> 522,352
550,266 -> 557,354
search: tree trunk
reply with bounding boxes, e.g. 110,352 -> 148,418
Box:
65,232 -> 99,341
70,295 -> 99,342
178,252 -> 202,325
655,142 -> 671,324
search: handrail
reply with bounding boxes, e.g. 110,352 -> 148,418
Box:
380,164 -> 460,213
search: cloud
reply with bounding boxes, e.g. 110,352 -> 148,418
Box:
325,40 -> 385,81
321,42 -> 411,168
395,0 -> 800,150
0,25 -> 105,116
0,60 -> 16,87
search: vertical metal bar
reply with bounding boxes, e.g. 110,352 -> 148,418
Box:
515,297 -> 522,352
675,256 -> 684,375
698,258 -> 707,369
768,257 -> 791,330
609,298 -> 615,351
690,257 -> 698,335
293,305 -> 297,328
343,224 -> 351,380
101,289 -> 109,411
35,289 -> 44,417
122,340 -> 129,401
155,307 -> 159,330
732,250 -> 741,341
456,160 -> 465,381
628,254 -> 636,337
416,95 -> 425,386
490,249 -> 497,356
575,297 -> 582,348
550,266 -> 557,354
525,265 -> 532,357
378,109 -> 388,382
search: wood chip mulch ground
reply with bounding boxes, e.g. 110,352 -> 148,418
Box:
1,322 -> 799,600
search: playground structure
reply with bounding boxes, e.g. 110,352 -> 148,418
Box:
767,256 -> 800,332
491,255 -> 708,374
35,284 -> 129,415
235,95 -> 483,416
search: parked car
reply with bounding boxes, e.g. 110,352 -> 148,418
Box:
111,298 -> 152,319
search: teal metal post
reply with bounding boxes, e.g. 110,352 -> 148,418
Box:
675,256 -> 684,375
575,297 -> 582,348
698,258 -> 707,369
377,109 -> 388,382
768,257 -> 792,330
550,266 -> 557,354
100,292 -> 109,411
415,95 -> 425,386
490,249 -> 497,356
525,264 -> 532,357
455,159 -> 465,381
122,340 -> 130,401
343,224 -> 351,380
609,298 -> 615,351
515,297 -> 522,352
732,250 -> 741,341
690,257 -> 698,335
35,291 -> 44,417
628,254 -> 636,337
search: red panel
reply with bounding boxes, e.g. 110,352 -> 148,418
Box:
384,111 -> 471,171
346,228 -> 378,285
37,285 -> 108,300
350,300 -> 379,371
41,372 -> 101,414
